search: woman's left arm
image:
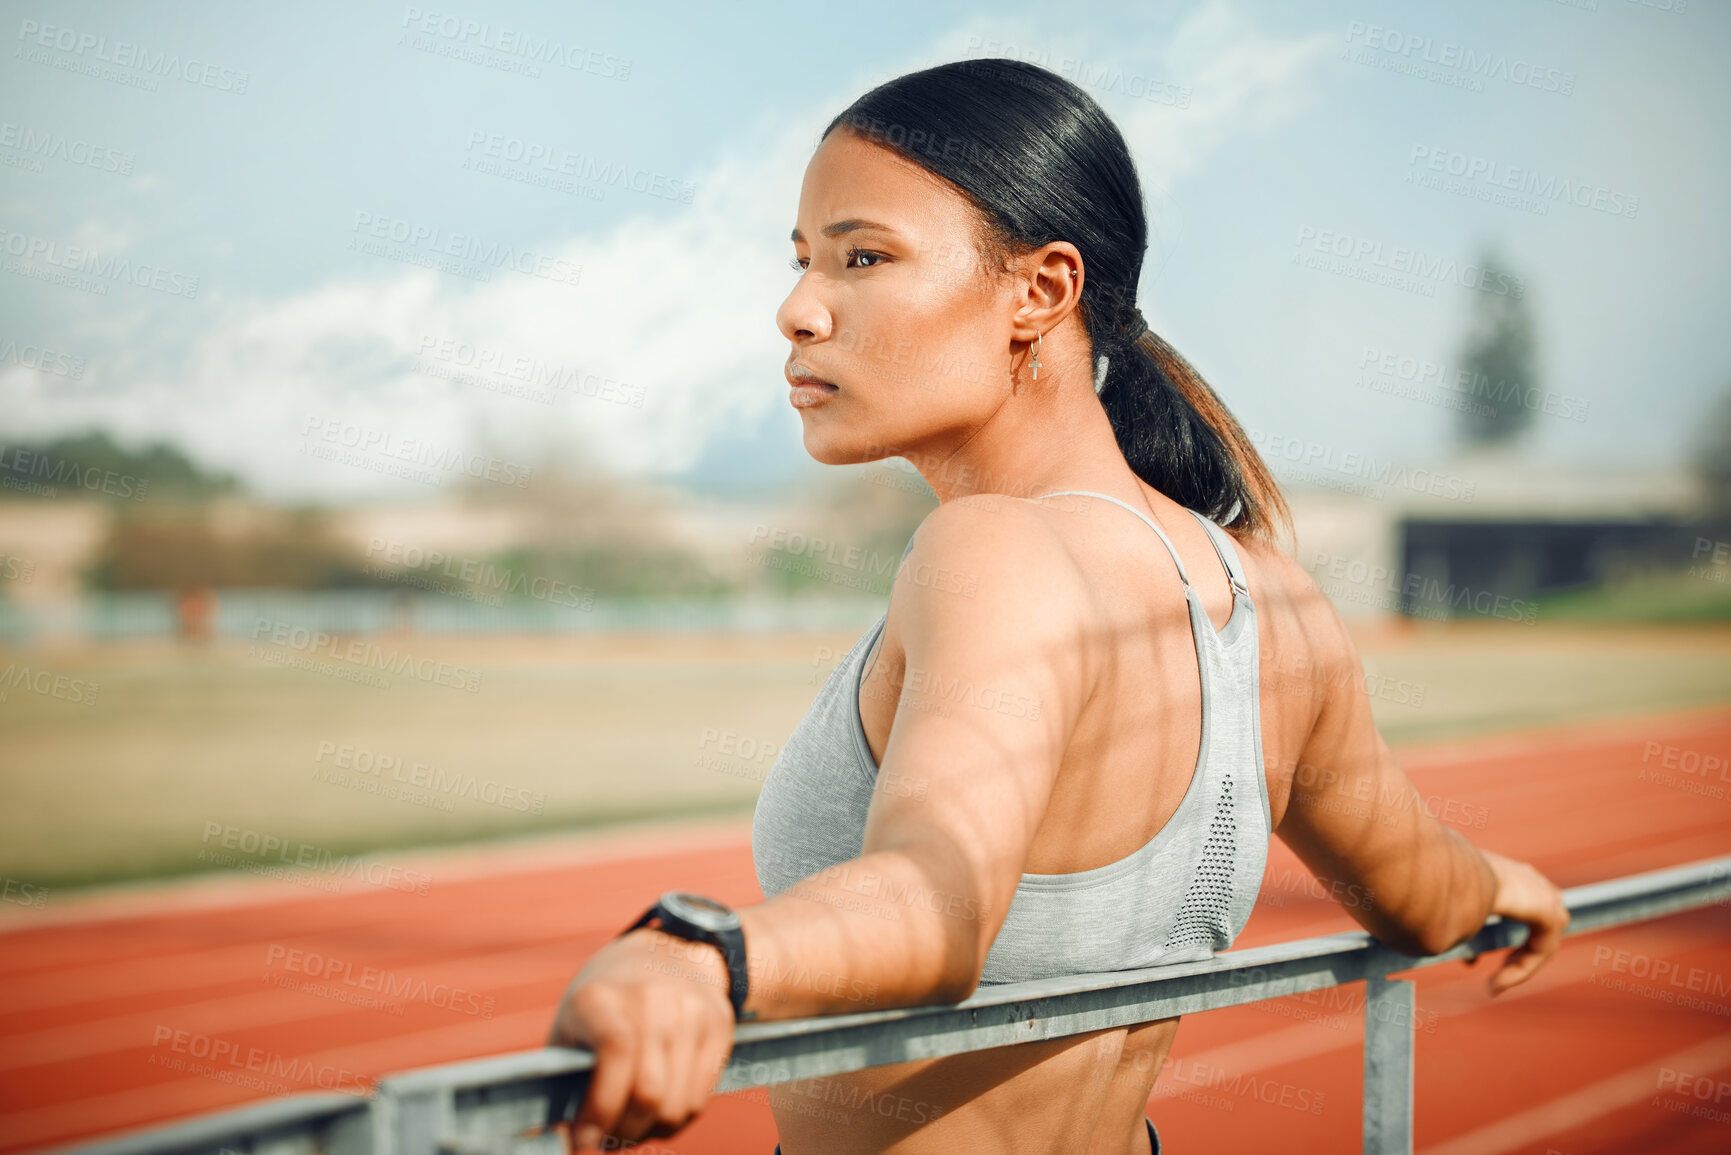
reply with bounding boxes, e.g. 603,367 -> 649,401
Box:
548,497 -> 1093,1150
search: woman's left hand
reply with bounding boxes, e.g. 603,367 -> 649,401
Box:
547,928 -> 737,1151
1475,849 -> 1570,995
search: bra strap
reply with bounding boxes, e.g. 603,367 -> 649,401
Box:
1185,509 -> 1250,596
1031,490 -> 1194,589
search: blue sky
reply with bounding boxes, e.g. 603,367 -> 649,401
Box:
2,0 -> 1727,501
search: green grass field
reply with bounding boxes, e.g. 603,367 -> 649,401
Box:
2,620 -> 1729,890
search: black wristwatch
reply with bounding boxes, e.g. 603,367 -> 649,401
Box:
623,891 -> 752,1021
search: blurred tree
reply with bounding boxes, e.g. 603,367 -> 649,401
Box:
1694,380 -> 1731,521
492,541 -> 731,598
1455,246 -> 1540,448
814,462 -> 937,559
460,453 -> 737,598
0,430 -> 240,502
751,464 -> 937,598
89,506 -> 383,590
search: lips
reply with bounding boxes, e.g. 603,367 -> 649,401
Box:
786,364 -> 838,409
785,363 -> 837,390
788,382 -> 836,409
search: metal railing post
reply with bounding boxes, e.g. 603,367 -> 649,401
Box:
1362,975 -> 1416,1155
373,1080 -> 451,1155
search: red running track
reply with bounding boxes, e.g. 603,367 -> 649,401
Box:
3,705 -> 1730,1154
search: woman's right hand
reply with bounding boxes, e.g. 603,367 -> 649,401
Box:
1473,849 -> 1569,995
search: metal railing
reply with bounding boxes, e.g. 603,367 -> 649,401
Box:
51,855 -> 1731,1155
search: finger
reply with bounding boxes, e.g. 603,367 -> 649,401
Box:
611,1015 -> 670,1143
573,1021 -> 638,1151
666,993 -> 731,1129
1528,915 -> 1567,958
1488,945 -> 1544,994
1498,914 -> 1567,989
1487,957 -> 1523,993
689,1010 -> 735,1116
655,1009 -> 700,1130
1491,964 -> 1537,993
548,987 -> 576,1048
614,1094 -> 661,1146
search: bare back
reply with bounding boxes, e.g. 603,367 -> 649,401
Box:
768,481 -> 1359,1154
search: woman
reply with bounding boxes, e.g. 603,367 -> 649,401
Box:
549,58 -> 1569,1154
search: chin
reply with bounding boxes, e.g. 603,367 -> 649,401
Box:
801,425 -> 883,469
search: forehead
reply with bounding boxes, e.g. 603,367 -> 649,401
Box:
794,129 -> 981,243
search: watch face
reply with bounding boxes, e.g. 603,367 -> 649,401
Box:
664,891 -> 740,932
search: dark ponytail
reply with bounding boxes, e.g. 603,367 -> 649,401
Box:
823,58 -> 1292,547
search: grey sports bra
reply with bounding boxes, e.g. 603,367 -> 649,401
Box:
750,490 -> 1272,984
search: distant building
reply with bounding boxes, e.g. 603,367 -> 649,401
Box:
1281,447 -> 1709,623
0,453 -> 1712,637
0,500 -> 108,605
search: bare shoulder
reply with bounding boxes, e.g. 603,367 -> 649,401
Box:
1225,526 -> 1311,599
1225,527 -> 1369,762
889,493 -> 1093,642
1230,529 -> 1355,662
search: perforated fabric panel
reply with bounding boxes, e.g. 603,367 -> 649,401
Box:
1163,774 -> 1238,953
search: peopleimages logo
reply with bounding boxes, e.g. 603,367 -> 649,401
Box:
463,130 -> 695,203
249,617 -> 485,693
198,822 -> 433,895
363,538 -> 594,609
15,19 -> 251,93
149,1026 -> 370,1098
299,416 -> 534,489
0,443 -> 149,500
0,121 -> 135,174
348,211 -> 582,288
1292,226 -> 1524,298
0,662 -> 100,705
1,877 -> 48,909
314,740 -> 547,814
398,7 -> 632,80
0,335 -> 85,378
264,944 -> 496,1018
414,334 -> 645,407
1342,21 -> 1576,95
1307,549 -> 1537,626
1248,430 -> 1477,503
1356,346 -> 1589,424
1407,146 -> 1638,219
0,228 -> 199,298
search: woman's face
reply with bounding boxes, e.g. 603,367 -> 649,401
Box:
777,129 -> 1024,467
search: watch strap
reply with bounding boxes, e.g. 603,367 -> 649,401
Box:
624,897 -> 751,1021
711,922 -> 750,1021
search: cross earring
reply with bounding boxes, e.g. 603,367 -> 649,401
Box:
1030,330 -> 1043,381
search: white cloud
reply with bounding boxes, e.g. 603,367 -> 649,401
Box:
2,0 -> 1332,502
921,0 -> 1332,196
69,218 -> 134,254
1122,0 -> 1333,195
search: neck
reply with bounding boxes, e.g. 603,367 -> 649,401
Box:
906,352 -> 1142,505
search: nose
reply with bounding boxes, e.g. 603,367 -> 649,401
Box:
776,270 -> 833,345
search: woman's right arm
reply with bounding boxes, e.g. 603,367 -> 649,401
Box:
1273,597 -> 1568,991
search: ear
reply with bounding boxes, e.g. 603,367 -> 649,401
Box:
1009,242 -> 1084,343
